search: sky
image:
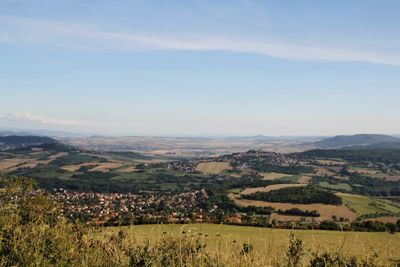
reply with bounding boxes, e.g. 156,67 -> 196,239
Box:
0,0 -> 399,136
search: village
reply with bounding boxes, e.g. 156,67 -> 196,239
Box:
50,188 -> 212,225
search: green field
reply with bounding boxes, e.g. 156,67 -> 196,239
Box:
98,224 -> 400,266
319,181 -> 352,191
339,193 -> 400,217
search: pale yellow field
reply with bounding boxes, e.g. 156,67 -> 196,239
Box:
89,162 -> 124,172
195,162 -> 232,174
0,154 -> 69,171
240,183 -> 306,195
229,194 -> 358,221
260,172 -> 292,180
0,158 -> 30,171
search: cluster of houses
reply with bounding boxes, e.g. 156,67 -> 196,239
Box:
50,189 -> 209,225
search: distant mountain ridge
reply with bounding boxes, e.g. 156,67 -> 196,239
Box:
0,135 -> 58,151
311,134 -> 400,149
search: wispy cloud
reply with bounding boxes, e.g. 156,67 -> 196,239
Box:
1,15 -> 400,65
0,111 -> 81,126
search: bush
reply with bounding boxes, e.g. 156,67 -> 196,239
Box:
286,234 -> 304,267
310,251 -> 379,267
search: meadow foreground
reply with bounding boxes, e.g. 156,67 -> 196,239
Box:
97,224 -> 400,266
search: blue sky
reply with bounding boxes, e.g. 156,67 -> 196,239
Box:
0,0 -> 399,136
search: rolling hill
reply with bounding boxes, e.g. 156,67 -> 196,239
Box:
311,134 -> 400,148
0,135 -> 58,150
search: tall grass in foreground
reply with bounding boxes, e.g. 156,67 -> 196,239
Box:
0,176 -> 398,266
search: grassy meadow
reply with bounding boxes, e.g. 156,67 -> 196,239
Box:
97,224 -> 400,266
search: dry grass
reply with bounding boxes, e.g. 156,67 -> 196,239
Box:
99,224 -> 400,266
195,162 -> 232,174
240,184 -> 306,195
229,194 -> 358,221
260,172 -> 292,180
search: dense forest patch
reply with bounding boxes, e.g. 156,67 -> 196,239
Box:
242,186 -> 342,205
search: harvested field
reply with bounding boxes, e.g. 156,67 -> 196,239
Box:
229,194 -> 358,221
89,162 -> 124,172
48,152 -> 68,160
298,175 -> 311,184
260,172 -> 292,180
0,158 -> 29,170
195,162 -> 231,174
240,183 -> 306,195
60,162 -> 99,172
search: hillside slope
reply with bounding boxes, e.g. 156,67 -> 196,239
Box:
0,135 -> 58,150
312,134 -> 400,148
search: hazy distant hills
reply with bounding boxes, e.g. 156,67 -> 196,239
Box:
311,134 -> 400,149
0,135 -> 58,150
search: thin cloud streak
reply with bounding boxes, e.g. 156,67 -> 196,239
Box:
1,16 -> 400,65
0,112 -> 82,126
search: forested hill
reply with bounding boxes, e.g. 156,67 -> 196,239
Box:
299,149 -> 400,165
0,135 -> 58,150
311,134 -> 400,148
